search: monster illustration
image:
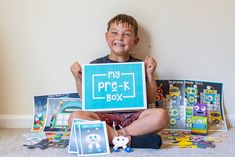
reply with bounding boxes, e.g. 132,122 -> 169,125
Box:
85,133 -> 102,153
185,85 -> 198,106
204,88 -> 217,104
168,109 -> 180,128
191,116 -> 208,135
156,84 -> 164,101
193,103 -> 207,117
169,85 -> 181,106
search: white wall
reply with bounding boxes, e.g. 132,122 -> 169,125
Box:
0,0 -> 235,127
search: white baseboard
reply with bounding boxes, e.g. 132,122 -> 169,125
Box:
0,114 -> 235,129
225,115 -> 235,129
0,114 -> 33,128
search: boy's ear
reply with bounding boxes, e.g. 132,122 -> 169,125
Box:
134,36 -> 139,46
105,32 -> 108,41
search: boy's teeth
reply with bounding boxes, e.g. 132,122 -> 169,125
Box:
115,43 -> 123,46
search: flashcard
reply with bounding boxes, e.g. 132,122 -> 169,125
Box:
82,62 -> 147,112
32,93 -> 79,132
68,119 -> 86,154
43,98 -> 82,132
69,121 -> 110,156
78,121 -> 110,156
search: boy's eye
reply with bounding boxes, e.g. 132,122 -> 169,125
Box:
111,31 -> 117,35
124,33 -> 131,36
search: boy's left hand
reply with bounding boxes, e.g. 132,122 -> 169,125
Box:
144,56 -> 157,75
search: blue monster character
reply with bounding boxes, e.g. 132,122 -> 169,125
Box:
193,103 -> 207,117
203,87 -> 217,104
185,85 -> 198,106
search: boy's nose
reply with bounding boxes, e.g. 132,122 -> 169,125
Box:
117,34 -> 124,40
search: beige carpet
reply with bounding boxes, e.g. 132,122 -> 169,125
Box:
0,128 -> 235,157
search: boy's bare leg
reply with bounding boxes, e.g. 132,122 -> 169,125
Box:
114,108 -> 169,148
120,108 -> 169,138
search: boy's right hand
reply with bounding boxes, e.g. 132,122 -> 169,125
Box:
70,61 -> 82,80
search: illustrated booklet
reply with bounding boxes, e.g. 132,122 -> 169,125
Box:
153,80 -> 227,132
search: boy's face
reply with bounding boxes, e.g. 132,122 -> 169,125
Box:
105,22 -> 139,56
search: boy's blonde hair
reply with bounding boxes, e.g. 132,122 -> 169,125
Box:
107,14 -> 138,36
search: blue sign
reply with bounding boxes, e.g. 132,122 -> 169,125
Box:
82,62 -> 147,111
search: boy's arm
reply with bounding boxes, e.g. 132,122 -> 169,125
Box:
146,74 -> 157,104
145,56 -> 157,104
70,62 -> 83,98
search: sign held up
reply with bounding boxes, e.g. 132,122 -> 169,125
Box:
82,62 -> 147,111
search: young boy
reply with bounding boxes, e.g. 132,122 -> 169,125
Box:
69,14 -> 169,149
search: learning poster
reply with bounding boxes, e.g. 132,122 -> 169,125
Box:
153,80 -> 227,131
32,93 -> 79,132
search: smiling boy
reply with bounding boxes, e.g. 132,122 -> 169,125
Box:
69,14 -> 169,149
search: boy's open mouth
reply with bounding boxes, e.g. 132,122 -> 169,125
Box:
114,43 -> 125,47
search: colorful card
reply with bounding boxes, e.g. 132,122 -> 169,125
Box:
32,93 -> 79,132
43,98 -> 82,132
82,62 -> 147,112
